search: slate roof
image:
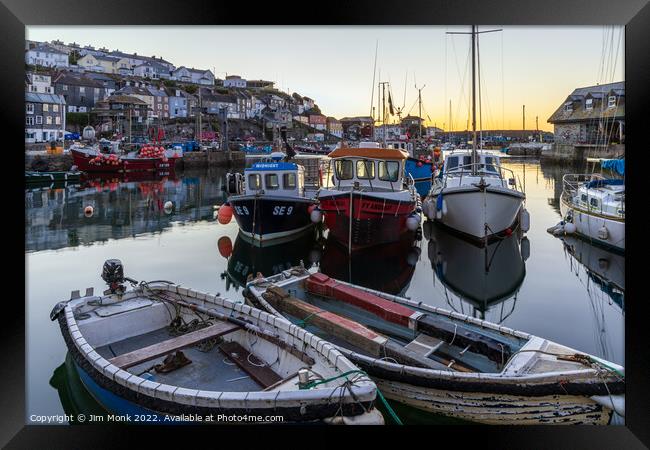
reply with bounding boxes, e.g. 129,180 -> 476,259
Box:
29,44 -> 67,55
548,82 -> 625,124
53,72 -> 104,88
26,92 -> 66,104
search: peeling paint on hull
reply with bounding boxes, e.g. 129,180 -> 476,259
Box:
376,379 -> 613,425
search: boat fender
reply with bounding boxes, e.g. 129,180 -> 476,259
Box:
218,204 -> 234,224
597,226 -> 609,240
310,207 -> 323,223
164,201 -> 173,214
406,214 -> 420,231
521,237 -> 530,261
564,222 -> 577,234
84,206 -> 94,218
217,236 -> 233,258
520,208 -> 530,232
441,199 -> 448,216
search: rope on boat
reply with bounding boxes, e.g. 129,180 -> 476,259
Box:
301,369 -> 403,425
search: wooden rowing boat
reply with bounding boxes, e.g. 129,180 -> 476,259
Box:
51,276 -> 383,424
246,267 -> 625,425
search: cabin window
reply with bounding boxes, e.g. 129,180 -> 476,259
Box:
590,198 -> 599,208
283,173 -> 297,189
335,159 -> 353,180
483,156 -> 498,172
265,173 -> 279,190
356,160 -> 375,179
608,95 -> 616,108
581,194 -> 588,203
248,174 -> 261,190
378,161 -> 399,182
446,156 -> 459,171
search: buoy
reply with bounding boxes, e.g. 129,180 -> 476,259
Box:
217,236 -> 233,258
597,226 -> 609,240
505,227 -> 512,236
164,201 -> 173,214
310,207 -> 322,223
217,204 -> 234,224
564,222 -> 577,234
406,214 -> 420,231
84,206 -> 93,217
521,237 -> 530,261
520,208 -> 530,232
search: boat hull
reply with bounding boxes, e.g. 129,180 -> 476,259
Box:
71,149 -> 180,173
425,185 -> 524,241
318,191 -> 416,250
560,198 -> 625,252
229,195 -> 315,243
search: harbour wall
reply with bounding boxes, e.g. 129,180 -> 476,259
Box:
25,150 -> 247,171
541,144 -> 624,163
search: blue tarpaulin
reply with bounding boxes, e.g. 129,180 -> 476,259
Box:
601,158 -> 625,176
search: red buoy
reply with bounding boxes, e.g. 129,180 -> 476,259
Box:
217,236 -> 233,258
217,204 -> 234,224
505,227 -> 513,236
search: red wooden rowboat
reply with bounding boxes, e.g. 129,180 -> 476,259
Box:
71,148 -> 181,173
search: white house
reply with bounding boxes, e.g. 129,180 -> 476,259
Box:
224,75 -> 247,88
133,61 -> 170,80
26,73 -> 54,94
25,44 -> 69,68
171,67 -> 215,85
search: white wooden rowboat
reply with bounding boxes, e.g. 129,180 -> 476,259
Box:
246,267 -> 625,425
50,263 -> 383,425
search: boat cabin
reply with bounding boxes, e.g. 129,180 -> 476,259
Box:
385,140 -> 414,156
574,179 -> 625,218
326,142 -> 409,191
244,160 -> 306,197
442,151 -> 502,177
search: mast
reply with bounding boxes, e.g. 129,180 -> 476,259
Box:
471,25 -> 477,175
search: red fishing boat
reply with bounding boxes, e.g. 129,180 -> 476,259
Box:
71,146 -> 181,173
315,142 -> 421,251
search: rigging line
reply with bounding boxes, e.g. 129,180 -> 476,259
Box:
501,27 -> 504,130
369,40 -> 378,119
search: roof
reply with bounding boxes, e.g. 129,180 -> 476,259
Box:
105,95 -> 147,105
173,66 -> 214,76
147,87 -> 168,97
204,93 -> 237,104
26,92 -> 66,104
53,72 -> 104,87
115,86 -> 153,96
135,61 -> 169,72
328,146 -> 408,160
548,81 -> 625,124
29,44 -> 67,55
340,116 -> 374,123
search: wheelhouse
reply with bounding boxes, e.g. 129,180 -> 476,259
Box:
325,143 -> 409,191
442,152 -> 501,176
244,161 -> 306,197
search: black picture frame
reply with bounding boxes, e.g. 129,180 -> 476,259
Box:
3,0 -> 649,446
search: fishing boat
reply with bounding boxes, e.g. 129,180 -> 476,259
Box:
222,153 -> 318,244
384,141 -> 437,198
316,142 -> 421,251
422,26 -> 528,243
425,221 -> 528,322
246,266 -> 625,425
557,164 -> 625,252
50,259 -> 383,424
70,146 -> 181,174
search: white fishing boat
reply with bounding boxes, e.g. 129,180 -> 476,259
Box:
50,259 -> 383,425
422,26 -> 528,243
246,266 -> 625,425
558,170 -> 625,252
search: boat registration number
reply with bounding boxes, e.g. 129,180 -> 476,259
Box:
158,163 -> 170,168
273,206 -> 293,216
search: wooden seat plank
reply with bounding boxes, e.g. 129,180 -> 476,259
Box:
219,341 -> 282,388
109,321 -> 240,369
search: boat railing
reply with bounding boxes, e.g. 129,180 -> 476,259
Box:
442,162 -> 524,193
562,173 -> 625,219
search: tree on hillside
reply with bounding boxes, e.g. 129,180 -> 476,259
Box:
184,84 -> 198,94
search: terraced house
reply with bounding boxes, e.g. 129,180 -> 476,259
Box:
53,72 -> 107,113
25,92 -> 66,143
25,44 -> 69,68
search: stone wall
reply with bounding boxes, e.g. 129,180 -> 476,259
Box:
180,151 -> 246,169
25,153 -> 74,171
553,123 -> 583,144
541,143 -> 624,162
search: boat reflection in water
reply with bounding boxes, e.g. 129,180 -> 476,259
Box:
219,228 -> 320,291
318,232 -> 420,296
424,220 -> 529,323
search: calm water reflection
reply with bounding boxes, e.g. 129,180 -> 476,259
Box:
26,161 -> 624,423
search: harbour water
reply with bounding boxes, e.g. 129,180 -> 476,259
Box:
26,160 -> 625,424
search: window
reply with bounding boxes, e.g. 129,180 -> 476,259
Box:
564,102 -> 573,112
26,103 -> 34,114
590,198 -> 599,208
446,156 -> 459,171
55,116 -> 60,125
52,104 -> 59,112
581,194 -> 588,203
378,161 -> 399,182
79,87 -> 85,94
46,116 -> 52,125
26,117 -> 34,126
62,84 -> 68,91
335,159 -> 354,180
248,174 -> 261,190
43,103 -> 49,112
356,160 -> 375,179
608,95 -> 616,108
36,116 -> 43,124
483,156 -> 498,173
585,98 -> 593,110
265,174 -> 279,190
283,173 -> 297,189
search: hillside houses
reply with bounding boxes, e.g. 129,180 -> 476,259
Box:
172,67 -> 215,85
52,72 -> 108,113
25,44 -> 68,68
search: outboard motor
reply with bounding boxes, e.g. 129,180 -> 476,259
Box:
225,173 -> 243,195
101,259 -> 136,295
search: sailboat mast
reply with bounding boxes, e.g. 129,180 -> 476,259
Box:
471,25 -> 478,175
